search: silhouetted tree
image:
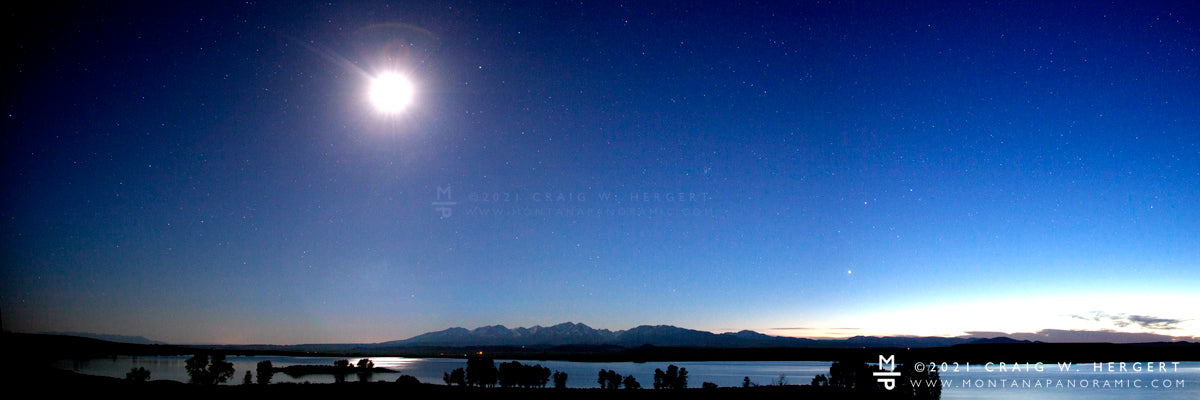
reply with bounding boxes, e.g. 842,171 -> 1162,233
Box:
743,376 -> 752,388
553,371 -> 568,389
498,361 -> 552,388
256,360 -> 274,385
395,375 -> 420,386
356,358 -> 375,382
243,371 -> 253,385
623,375 -> 641,389
813,359 -> 941,399
653,365 -> 687,389
896,362 -> 942,400
466,357 -> 497,387
775,373 -> 787,386
333,359 -> 351,383
125,367 -> 150,383
498,361 -> 520,388
185,354 -> 206,384
828,360 -> 863,390
444,368 -> 466,386
534,364 -> 552,388
597,369 -> 622,389
519,363 -> 551,388
185,353 -> 235,385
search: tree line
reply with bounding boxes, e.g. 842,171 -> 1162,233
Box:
160,354 -> 696,391
442,358 -> 561,388
594,364 -> 689,390
439,358 -> 701,390
136,351 -> 934,398
166,354 -> 417,386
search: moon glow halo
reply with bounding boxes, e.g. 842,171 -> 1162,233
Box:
369,72 -> 415,113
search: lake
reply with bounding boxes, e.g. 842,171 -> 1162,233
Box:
51,356 -> 1198,399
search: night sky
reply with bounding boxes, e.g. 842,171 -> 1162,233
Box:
3,1 -> 1198,345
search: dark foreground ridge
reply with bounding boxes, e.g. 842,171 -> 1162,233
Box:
8,366 -> 924,400
8,332 -> 1196,400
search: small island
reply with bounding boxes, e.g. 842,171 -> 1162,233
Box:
274,359 -> 395,383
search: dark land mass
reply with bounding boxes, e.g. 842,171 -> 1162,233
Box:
8,332 -> 1196,399
5,332 -> 196,360
276,365 -> 396,376
4,365 -> 924,400
3,333 -> 350,361
38,332 -> 165,345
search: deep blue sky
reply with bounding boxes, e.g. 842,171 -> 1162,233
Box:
3,1 -> 1198,344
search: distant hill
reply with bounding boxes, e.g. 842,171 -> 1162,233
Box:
965,336 -> 1039,345
10,330 -> 1198,363
386,322 -> 615,347
4,332 -> 189,361
42,332 -> 166,345
377,322 -> 1020,349
22,323 -> 1049,351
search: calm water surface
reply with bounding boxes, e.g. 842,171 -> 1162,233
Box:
52,356 -> 1198,399
53,356 -> 827,388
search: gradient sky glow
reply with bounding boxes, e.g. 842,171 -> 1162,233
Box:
3,1 -> 1198,344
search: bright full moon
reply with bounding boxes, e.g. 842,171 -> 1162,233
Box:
369,72 -> 415,113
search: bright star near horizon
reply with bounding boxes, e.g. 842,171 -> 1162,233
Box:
369,72 -> 415,113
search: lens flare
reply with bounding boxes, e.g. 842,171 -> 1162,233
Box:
369,73 -> 415,113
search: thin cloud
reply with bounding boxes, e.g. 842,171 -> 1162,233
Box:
1067,312 -> 1103,322
1066,312 -> 1188,331
964,329 -> 1197,343
1126,315 -> 1186,330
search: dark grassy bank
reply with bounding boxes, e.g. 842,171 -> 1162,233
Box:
4,366 -> 921,400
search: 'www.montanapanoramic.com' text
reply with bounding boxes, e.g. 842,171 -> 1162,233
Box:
910,378 -> 1186,390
